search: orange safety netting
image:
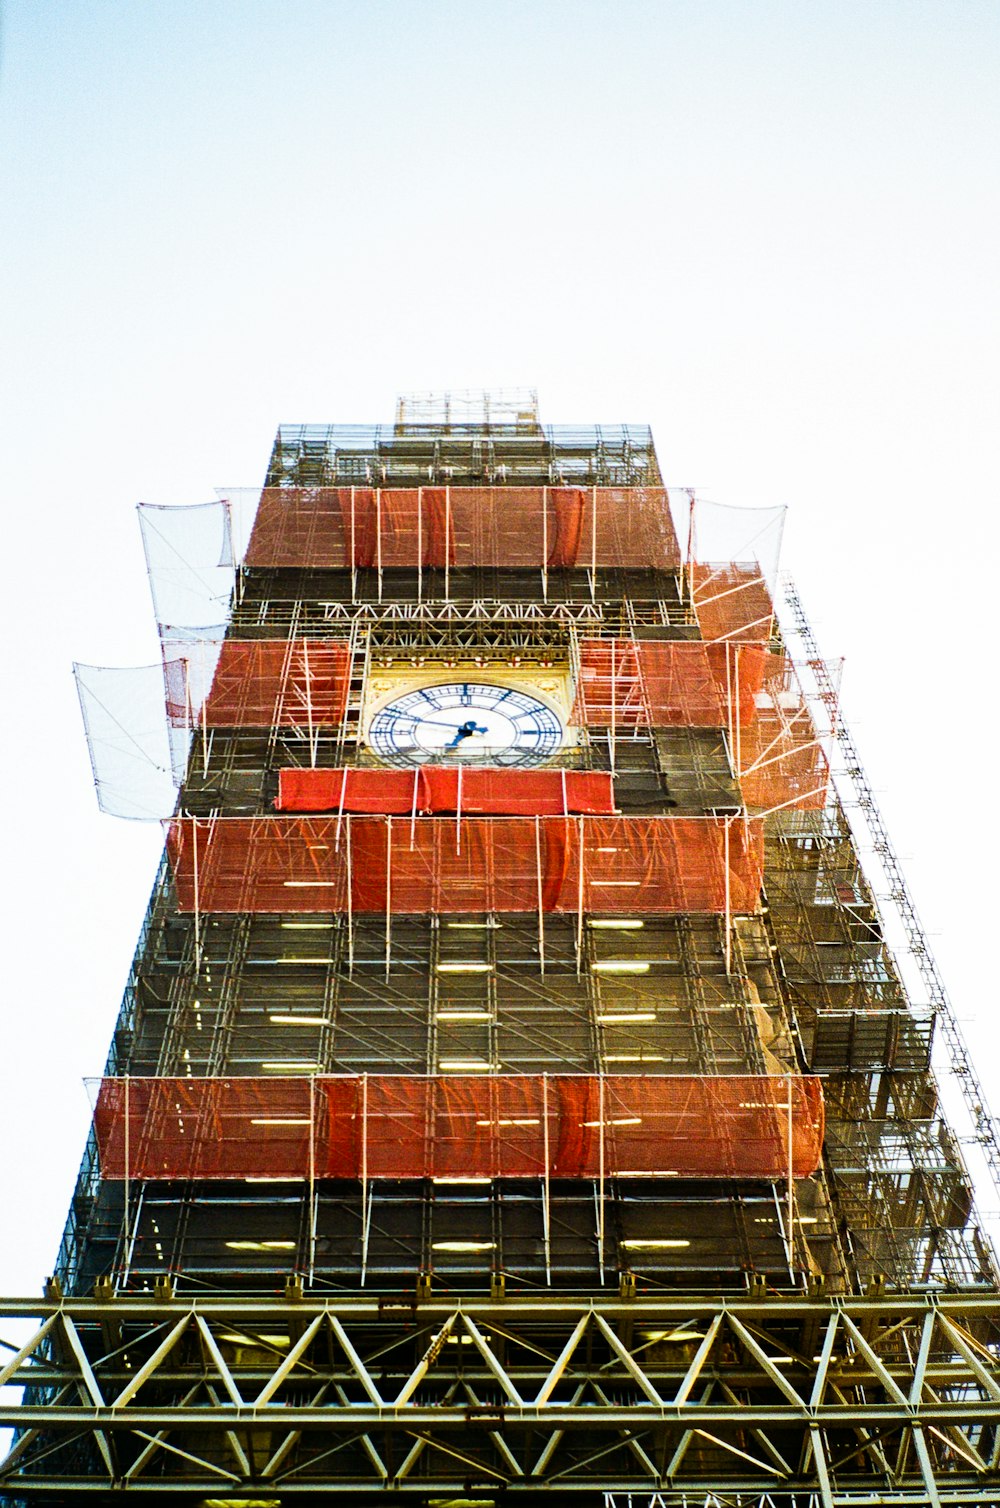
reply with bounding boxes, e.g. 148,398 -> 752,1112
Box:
737,656 -> 832,812
165,814 -> 764,915
93,1073 -> 824,1182
164,640 -> 351,729
692,564 -> 776,643
244,486 -> 681,572
276,767 -> 616,816
573,640 -> 771,728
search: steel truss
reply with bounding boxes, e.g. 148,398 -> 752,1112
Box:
226,596 -> 697,647
2,1291 -> 1000,1502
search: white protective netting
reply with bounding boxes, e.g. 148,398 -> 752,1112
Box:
74,663 -> 189,819
675,495 -> 788,643
138,500 -> 237,636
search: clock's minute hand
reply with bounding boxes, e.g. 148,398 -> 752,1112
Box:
422,720 -> 483,730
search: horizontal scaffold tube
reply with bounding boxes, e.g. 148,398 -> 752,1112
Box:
93,1073 -> 824,1181
165,813 -> 765,915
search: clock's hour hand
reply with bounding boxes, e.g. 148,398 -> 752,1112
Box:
445,720 -> 488,748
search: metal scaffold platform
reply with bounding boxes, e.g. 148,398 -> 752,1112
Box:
3,1290 -> 999,1504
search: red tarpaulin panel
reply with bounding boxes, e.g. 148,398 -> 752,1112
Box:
244,486 -> 681,572
336,488 -> 456,568
164,640 -> 351,729
165,814 -> 764,915
574,640 -> 771,728
275,767 -> 617,816
94,1073 -> 824,1182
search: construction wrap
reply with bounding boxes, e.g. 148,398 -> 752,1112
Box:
163,639 -> 351,729
165,814 -> 764,915
275,767 -> 616,815
244,486 -> 681,572
93,1073 -> 824,1182
737,654 -> 832,812
692,565 -> 776,643
574,640 -> 770,728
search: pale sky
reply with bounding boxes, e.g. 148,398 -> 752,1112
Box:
1,0 -> 998,1294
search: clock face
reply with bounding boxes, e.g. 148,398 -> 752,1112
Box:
368,683 -> 563,767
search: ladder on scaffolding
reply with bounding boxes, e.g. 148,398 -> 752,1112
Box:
780,572 -> 1000,1209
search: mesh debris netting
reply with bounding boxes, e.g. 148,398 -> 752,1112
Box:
573,640 -> 771,727
684,497 -> 786,643
738,654 -> 834,812
165,814 -> 764,915
138,501 -> 237,635
75,662 -> 189,819
93,1073 -> 824,1181
163,639 -> 352,729
275,767 -> 616,815
692,566 -> 777,643
243,486 -> 681,572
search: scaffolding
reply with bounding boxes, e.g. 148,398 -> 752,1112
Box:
11,400 -> 999,1505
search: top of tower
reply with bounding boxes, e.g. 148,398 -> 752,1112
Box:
394,388 -> 540,434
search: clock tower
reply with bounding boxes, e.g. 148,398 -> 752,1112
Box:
12,389 -> 997,1505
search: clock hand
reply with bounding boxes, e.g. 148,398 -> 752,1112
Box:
445,720 -> 490,748
421,718 -> 490,731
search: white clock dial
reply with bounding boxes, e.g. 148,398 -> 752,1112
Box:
368,683 -> 563,767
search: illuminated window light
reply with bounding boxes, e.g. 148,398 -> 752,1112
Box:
428,1328 -> 479,1346
250,1117 -> 312,1126
447,920 -> 503,930
596,1012 -> 656,1025
595,847 -> 619,854
605,1054 -> 666,1063
431,1240 -> 495,1252
261,1060 -> 319,1072
431,1176 -> 492,1185
225,1240 -> 296,1252
796,1215 -> 819,1224
269,1015 -> 330,1027
436,1010 -> 492,1022
590,880 -> 641,887
738,1100 -> 792,1110
281,922 -> 334,930
581,1116 -> 642,1128
475,1118 -> 541,1128
591,961 -> 650,975
283,880 -> 339,887
587,919 -> 644,930
439,1058 -> 493,1071
436,962 -> 493,974
218,1331 -> 289,1347
621,1239 -> 691,1250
